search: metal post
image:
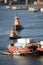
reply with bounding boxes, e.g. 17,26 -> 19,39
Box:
25,0 -> 28,5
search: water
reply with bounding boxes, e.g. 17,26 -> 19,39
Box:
0,6 -> 43,65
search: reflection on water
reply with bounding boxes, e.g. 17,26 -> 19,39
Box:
9,55 -> 43,65
0,54 -> 43,65
39,56 -> 43,62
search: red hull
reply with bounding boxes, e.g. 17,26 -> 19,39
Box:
8,45 -> 30,54
7,43 -> 43,55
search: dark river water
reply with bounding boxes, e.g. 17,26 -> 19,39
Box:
0,6 -> 43,65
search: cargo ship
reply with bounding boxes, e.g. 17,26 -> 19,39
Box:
7,38 -> 43,55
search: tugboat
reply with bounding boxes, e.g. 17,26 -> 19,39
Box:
7,38 -> 38,55
13,16 -> 24,31
8,37 -> 43,55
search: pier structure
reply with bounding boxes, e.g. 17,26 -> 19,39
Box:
13,0 -> 29,4
0,0 -> 32,4
0,0 -> 43,5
